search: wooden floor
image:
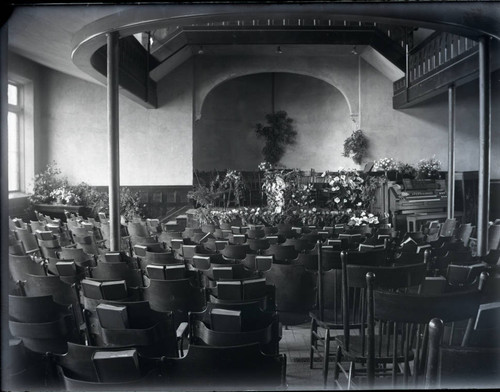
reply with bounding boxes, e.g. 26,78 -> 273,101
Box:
281,321 -> 341,390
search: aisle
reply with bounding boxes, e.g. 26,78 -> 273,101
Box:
280,323 -> 341,390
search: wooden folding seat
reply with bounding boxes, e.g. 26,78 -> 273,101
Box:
220,244 -> 251,262
192,255 -> 255,284
142,277 -> 206,328
246,237 -> 270,254
89,261 -> 143,288
9,254 -> 46,283
3,338 -> 49,391
263,244 -> 299,263
282,237 -> 316,252
55,343 -> 162,390
161,342 -> 286,390
73,234 -> 108,257
189,301 -> 281,355
263,261 -> 316,325
93,301 -> 181,357
14,228 -> 41,257
9,295 -> 80,355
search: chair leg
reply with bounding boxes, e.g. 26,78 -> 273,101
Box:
322,328 -> 331,388
333,345 -> 342,382
310,318 -> 317,369
347,361 -> 355,390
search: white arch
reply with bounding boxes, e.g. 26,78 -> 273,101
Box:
194,56 -> 359,123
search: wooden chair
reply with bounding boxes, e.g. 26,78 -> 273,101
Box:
331,253 -> 427,389
308,244 -> 345,384
9,254 -> 46,284
359,272 -> 483,389
425,318 -> 500,389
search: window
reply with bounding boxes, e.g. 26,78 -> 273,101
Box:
8,82 -> 22,192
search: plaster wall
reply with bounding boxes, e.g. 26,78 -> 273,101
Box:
194,55 -> 499,178
38,59 -> 193,186
194,72 -> 353,172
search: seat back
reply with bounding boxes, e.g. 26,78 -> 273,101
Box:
9,254 -> 46,282
425,318 -> 500,389
365,273 -> 483,389
163,343 -> 286,389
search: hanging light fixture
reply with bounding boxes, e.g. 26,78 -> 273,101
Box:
351,45 -> 358,55
276,46 -> 283,54
197,45 -> 204,55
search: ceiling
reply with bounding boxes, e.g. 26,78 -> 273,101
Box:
7,5 -> 134,85
6,2 -> 500,88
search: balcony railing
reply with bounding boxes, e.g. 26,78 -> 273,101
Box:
134,17 -> 413,60
393,31 -> 478,94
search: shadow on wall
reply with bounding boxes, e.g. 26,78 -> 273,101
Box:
194,72 -> 354,172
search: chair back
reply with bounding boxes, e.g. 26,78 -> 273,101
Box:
364,272 -> 483,389
425,318 -> 500,389
162,343 -> 286,389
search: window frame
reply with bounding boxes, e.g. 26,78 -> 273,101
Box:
8,81 -> 24,193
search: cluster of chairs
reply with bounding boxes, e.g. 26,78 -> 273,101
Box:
305,217 -> 500,389
6,212 -> 286,391
7,211 -> 500,390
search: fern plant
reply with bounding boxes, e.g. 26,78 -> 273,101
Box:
255,111 -> 297,165
342,129 -> 369,165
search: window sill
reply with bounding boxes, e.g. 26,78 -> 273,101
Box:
9,192 -> 29,200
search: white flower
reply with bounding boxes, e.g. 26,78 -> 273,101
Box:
334,197 -> 340,203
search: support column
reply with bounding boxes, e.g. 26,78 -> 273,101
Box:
477,36 -> 491,258
107,31 -> 121,252
1,23 -> 11,390
447,85 -> 456,219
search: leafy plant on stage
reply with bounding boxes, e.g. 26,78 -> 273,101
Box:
255,111 -> 297,165
98,187 -> 147,222
342,129 -> 369,165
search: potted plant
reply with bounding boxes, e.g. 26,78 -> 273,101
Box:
342,129 -> 369,165
373,157 -> 398,181
255,110 -> 297,165
397,162 -> 417,179
416,156 -> 442,179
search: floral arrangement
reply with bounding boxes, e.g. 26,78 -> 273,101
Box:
28,161 -> 68,204
50,186 -> 81,205
396,162 -> 417,179
417,156 -> 441,179
373,157 -> 398,172
347,210 -> 379,226
189,169 -> 246,209
324,168 -> 365,211
342,129 -> 369,165
260,163 -> 314,215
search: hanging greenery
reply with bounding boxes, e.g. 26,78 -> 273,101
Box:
342,129 -> 369,165
255,110 -> 297,165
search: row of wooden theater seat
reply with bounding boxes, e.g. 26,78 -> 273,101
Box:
6,213 -> 287,391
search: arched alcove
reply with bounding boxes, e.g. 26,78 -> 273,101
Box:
193,72 -> 354,172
